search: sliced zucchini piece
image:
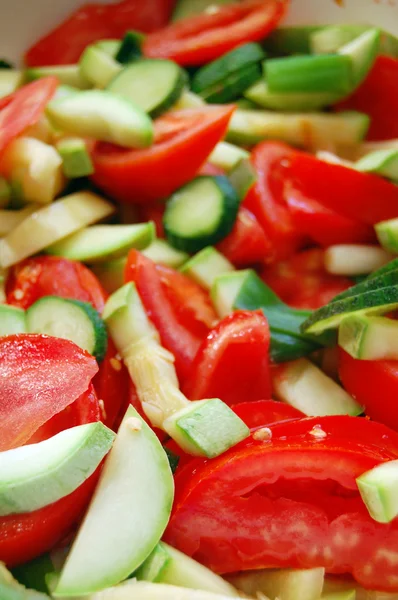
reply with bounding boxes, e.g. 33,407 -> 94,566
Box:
0,305 -> 26,336
357,459 -> 398,523
0,422 -> 114,516
356,149 -> 398,181
115,30 -> 145,64
244,80 -> 338,112
272,358 -> 363,417
107,59 -> 187,118
339,28 -> 381,87
142,238 -> 189,269
208,142 -> 249,173
324,245 -> 393,276
25,65 -> 90,89
338,314 -> 398,360
229,567 -> 325,600
180,246 -> 234,290
164,176 -> 240,253
0,191 -> 114,268
47,222 -> 155,263
26,296 -> 108,361
227,109 -> 369,149
79,45 -> 122,88
0,69 -> 24,98
46,90 -> 154,149
56,137 -> 94,178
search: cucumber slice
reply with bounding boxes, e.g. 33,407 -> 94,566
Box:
172,0 -> 233,20
208,142 -> 249,172
338,315 -> 398,360
228,158 -> 257,200
180,246 -> 234,290
164,176 -> 240,254
0,305 -> 26,336
198,63 -> 262,104
92,257 -> 127,294
356,149 -> 398,181
0,69 -> 23,98
0,563 -> 49,600
79,45 -> 122,88
229,567 -> 325,600
0,191 -> 114,268
107,59 -> 187,118
115,30 -> 145,64
25,65 -> 90,89
47,90 -> 154,149
142,238 -> 189,268
376,218 -> 398,253
56,137 -> 94,178
0,204 -> 39,237
339,28 -> 381,87
245,80 -> 338,112
26,296 -> 108,362
12,554 -> 54,595
357,459 -> 398,523
95,39 -> 121,57
54,406 -> 174,597
310,26 -> 361,54
328,261 -> 398,306
47,222 -> 155,263
135,543 -> 170,583
227,109 -> 369,149
265,54 -> 353,95
88,579 -> 242,600
324,245 -> 393,276
172,89 -> 205,109
52,84 -> 80,101
273,358 -> 363,417
0,422 -> 114,516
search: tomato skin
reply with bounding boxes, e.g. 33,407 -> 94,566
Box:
339,348 -> 398,432
125,250 -> 210,382
0,77 -> 57,155
232,399 -> 303,430
261,249 -> 352,310
144,0 -> 288,66
284,152 -> 398,226
337,55 -> 398,141
184,310 -> 271,406
25,0 -> 175,67
165,416 -> 398,591
91,106 -> 235,203
243,141 -> 306,261
216,207 -> 273,267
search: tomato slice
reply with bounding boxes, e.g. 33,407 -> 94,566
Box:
165,416 -> 398,591
91,106 -> 235,203
284,151 -> 398,226
184,310 -> 271,406
144,0 -> 288,65
125,250 -> 212,382
25,0 -> 175,67
337,55 -> 398,141
243,141 -> 306,261
261,249 -> 352,310
0,77 -> 57,155
232,399 -> 303,430
0,334 -> 98,451
216,207 -> 273,267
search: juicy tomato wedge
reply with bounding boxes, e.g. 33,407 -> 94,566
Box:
0,334 -> 98,451
216,207 -> 273,267
232,399 -> 303,430
125,250 -> 212,382
261,249 -> 352,310
0,77 -> 57,155
184,310 -> 271,406
243,141 -> 306,261
337,55 -> 398,141
339,348 -> 398,432
91,106 -> 235,203
284,151 -> 398,226
6,256 -> 129,429
144,0 -> 288,65
165,416 -> 398,591
284,183 -> 375,247
25,0 -> 175,67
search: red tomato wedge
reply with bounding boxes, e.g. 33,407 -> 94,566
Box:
284,152 -> 398,226
165,416 -> 398,591
144,0 -> 288,65
339,348 -> 398,432
92,106 -> 235,203
184,310 -> 271,406
0,77 -> 57,155
216,207 -> 273,267
125,250 -> 211,382
25,0 -> 175,67
232,399 -> 303,430
243,141 -> 306,261
261,249 -> 352,310
6,256 -> 129,430
0,334 -> 98,451
337,55 -> 398,141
